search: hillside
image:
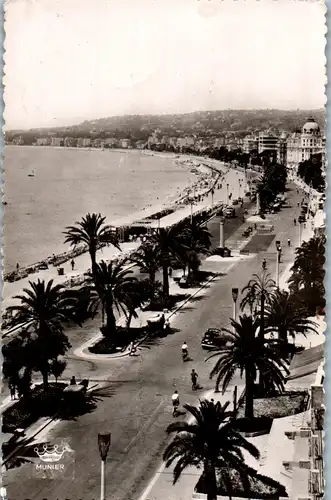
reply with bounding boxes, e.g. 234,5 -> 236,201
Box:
6,109 -> 325,141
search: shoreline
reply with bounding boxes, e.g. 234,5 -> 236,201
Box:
4,153 -> 224,283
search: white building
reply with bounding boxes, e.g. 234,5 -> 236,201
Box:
287,118 -> 324,172
51,137 -> 64,147
258,132 -> 279,154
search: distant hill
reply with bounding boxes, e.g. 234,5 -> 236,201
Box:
6,109 -> 325,141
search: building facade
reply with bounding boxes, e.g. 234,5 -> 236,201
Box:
243,135 -> 258,154
51,137 -> 64,147
287,118 -> 325,172
37,137 -> 51,146
258,132 -> 279,154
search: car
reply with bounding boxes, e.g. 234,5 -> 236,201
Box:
232,199 -> 239,205
201,328 -> 226,350
245,191 -> 251,197
298,215 -> 306,223
225,207 -> 235,218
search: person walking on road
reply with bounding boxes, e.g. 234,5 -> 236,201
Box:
70,376 -> 76,385
71,259 -> 75,271
294,218 -> 296,226
288,238 -> 291,247
10,383 -> 16,400
172,390 -> 180,417
191,369 -> 199,390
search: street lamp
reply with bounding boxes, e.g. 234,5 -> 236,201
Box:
98,432 -> 111,500
232,287 -> 239,323
275,240 -> 281,288
219,216 -> 225,248
226,183 -> 229,205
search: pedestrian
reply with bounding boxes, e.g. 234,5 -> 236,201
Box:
10,383 -> 16,400
168,267 -> 172,277
16,262 -> 19,271
70,376 -> 76,385
71,259 -> 75,271
294,218 -> 296,226
288,238 -> 291,247
191,369 -> 198,390
172,390 -> 180,417
297,202 -> 300,207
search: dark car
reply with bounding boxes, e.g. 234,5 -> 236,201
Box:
201,328 -> 226,350
298,215 -> 306,223
245,191 -> 251,197
232,199 -> 239,205
225,207 -> 235,218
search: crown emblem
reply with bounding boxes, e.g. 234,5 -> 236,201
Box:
34,443 -> 70,463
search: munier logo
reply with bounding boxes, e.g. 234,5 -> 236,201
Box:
34,443 -> 71,463
33,440 -> 75,479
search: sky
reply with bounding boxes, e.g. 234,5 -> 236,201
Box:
4,0 -> 327,130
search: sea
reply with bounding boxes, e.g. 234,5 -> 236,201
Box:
3,146 -> 197,272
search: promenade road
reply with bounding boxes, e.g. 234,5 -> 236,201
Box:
4,184 -> 314,500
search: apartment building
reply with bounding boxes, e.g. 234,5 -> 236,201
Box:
258,132 -> 279,154
36,137 -> 51,146
283,362 -> 325,500
64,137 -> 76,147
243,135 -> 258,153
51,137 -> 64,147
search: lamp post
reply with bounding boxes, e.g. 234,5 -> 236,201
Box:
232,287 -> 239,324
226,183 -> 229,205
275,240 -> 281,288
219,216 -> 225,248
299,222 -> 302,246
98,432 -> 111,500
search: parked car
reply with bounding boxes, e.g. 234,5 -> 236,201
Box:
201,328 -> 226,350
225,207 -> 235,218
298,215 -> 306,223
245,191 -> 251,197
232,199 -> 239,205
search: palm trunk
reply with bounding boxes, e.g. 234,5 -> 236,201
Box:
90,246 -> 97,276
259,292 -> 265,341
245,369 -> 254,419
126,310 -> 134,329
162,264 -> 169,298
204,460 -> 218,500
42,370 -> 48,392
104,304 -> 117,337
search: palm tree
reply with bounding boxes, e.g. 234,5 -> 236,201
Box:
129,243 -> 161,283
207,315 -> 289,419
163,400 -> 260,500
265,289 -> 319,344
7,280 -> 75,390
180,220 -> 212,255
148,227 -> 185,298
85,259 -> 137,339
240,271 -> 276,340
63,213 -> 120,275
288,234 -> 325,315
